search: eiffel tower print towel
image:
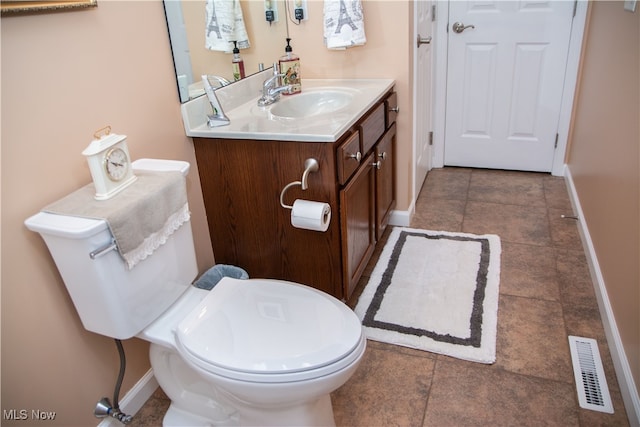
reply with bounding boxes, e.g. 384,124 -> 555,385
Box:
205,0 -> 250,52
323,0 -> 367,49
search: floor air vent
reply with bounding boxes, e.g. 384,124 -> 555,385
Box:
568,336 -> 614,413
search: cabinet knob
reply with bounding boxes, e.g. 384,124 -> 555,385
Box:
349,152 -> 362,162
389,106 -> 399,113
378,151 -> 387,161
371,160 -> 382,170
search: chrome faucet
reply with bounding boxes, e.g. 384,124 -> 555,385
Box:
257,63 -> 292,107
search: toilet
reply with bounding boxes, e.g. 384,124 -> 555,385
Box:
24,159 -> 366,426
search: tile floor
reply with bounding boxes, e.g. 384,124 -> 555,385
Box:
130,168 -> 629,426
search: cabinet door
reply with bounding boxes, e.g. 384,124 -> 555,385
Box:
340,152 -> 376,300
375,122 -> 397,240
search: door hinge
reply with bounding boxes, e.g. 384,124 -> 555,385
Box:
432,4 -> 436,21
554,133 -> 559,149
573,0 -> 578,17
429,131 -> 434,146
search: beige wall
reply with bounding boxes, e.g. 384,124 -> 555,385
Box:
1,1 -> 214,426
1,1 -> 413,425
567,0 -> 639,402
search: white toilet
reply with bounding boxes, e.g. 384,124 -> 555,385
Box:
24,159 -> 366,426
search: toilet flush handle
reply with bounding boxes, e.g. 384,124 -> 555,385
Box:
89,239 -> 118,259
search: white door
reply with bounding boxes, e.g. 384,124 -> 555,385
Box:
414,0 -> 433,198
444,1 -> 575,172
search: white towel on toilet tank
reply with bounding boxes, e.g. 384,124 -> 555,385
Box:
323,0 -> 366,50
206,0 -> 250,52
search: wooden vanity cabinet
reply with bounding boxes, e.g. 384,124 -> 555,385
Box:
193,89 -> 397,301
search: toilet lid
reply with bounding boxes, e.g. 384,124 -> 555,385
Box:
176,278 -> 363,375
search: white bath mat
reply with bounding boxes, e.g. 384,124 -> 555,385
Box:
354,227 -> 501,364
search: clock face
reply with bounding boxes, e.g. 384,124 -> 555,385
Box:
104,147 -> 129,182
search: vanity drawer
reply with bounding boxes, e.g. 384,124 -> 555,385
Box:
337,131 -> 362,185
359,102 -> 385,155
385,92 -> 398,128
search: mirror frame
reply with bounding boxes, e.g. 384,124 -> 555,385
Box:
1,0 -> 97,15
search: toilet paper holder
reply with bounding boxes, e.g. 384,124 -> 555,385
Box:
280,158 -> 319,209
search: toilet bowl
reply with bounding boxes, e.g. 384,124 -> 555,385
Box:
142,278 -> 366,426
24,159 -> 366,426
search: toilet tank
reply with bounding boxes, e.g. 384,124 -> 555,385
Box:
24,159 -> 198,339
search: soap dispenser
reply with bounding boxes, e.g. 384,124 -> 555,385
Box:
279,38 -> 301,95
232,41 -> 245,81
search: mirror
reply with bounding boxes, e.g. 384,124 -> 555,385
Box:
164,0 -> 289,103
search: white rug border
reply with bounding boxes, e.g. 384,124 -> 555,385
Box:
354,227 -> 501,364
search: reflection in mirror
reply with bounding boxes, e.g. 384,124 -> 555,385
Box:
164,0 -> 288,103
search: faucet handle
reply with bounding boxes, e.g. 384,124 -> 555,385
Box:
272,62 -> 280,75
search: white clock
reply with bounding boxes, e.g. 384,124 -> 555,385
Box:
82,127 -> 137,200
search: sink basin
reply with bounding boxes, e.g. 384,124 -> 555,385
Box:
270,90 -> 354,119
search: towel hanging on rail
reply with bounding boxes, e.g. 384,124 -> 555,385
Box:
323,0 -> 366,50
205,0 -> 250,53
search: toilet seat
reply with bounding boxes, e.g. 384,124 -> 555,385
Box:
175,277 -> 365,383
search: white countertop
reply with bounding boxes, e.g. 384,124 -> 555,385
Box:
181,78 -> 395,143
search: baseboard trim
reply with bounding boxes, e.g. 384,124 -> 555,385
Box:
389,202 -> 414,228
564,165 -> 640,426
97,369 -> 158,427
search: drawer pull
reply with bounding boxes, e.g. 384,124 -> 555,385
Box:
371,160 -> 382,170
378,151 -> 387,161
389,106 -> 400,113
349,152 -> 362,162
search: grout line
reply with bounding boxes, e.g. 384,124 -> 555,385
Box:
420,356 -> 439,426
459,169 -> 472,233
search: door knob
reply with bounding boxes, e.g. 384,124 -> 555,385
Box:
452,22 -> 475,33
417,34 -> 432,47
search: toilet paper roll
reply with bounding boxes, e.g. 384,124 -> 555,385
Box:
291,199 -> 331,232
